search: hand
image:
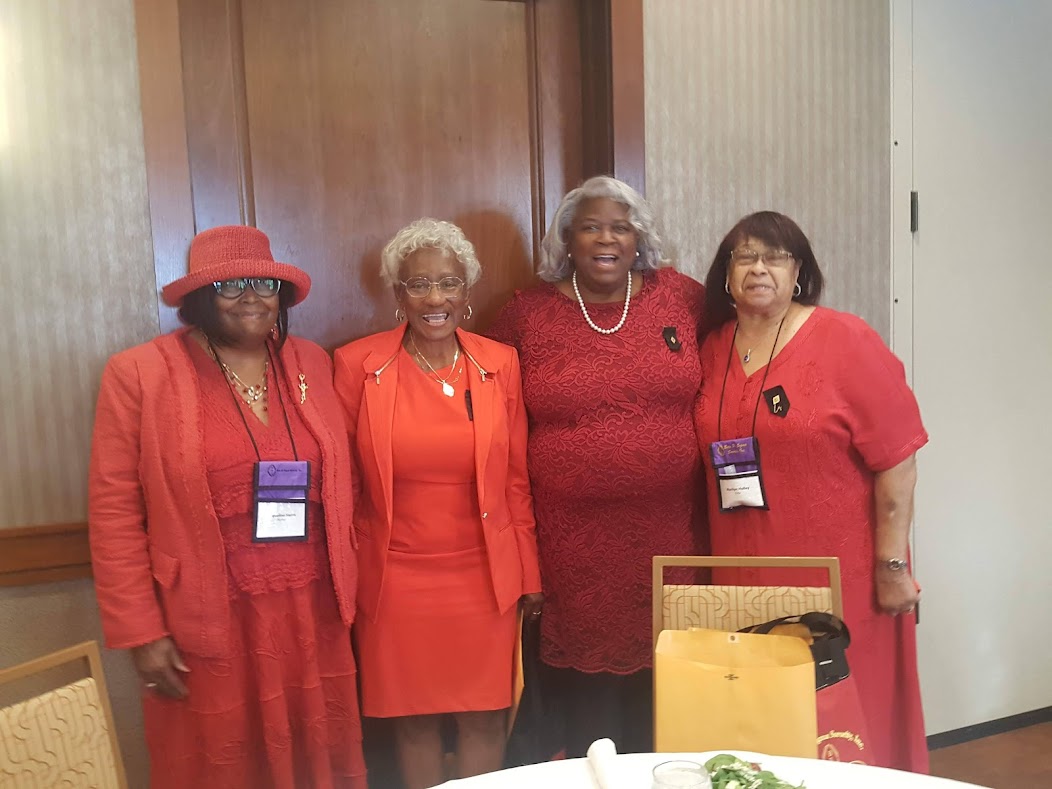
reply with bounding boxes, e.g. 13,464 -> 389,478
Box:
131,637 -> 190,699
876,568 -> 921,616
520,592 -> 544,619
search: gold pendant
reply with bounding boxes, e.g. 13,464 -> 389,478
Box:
298,373 -> 308,404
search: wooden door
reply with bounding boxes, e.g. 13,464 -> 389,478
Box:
136,0 -> 643,347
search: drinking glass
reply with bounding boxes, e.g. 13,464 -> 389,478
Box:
651,759 -> 712,789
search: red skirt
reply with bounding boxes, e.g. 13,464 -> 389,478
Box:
142,580 -> 367,789
356,546 -> 517,718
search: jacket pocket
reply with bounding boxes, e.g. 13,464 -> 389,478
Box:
149,546 -> 180,589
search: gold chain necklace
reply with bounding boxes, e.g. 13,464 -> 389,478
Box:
222,359 -> 269,404
203,334 -> 269,405
409,333 -> 462,397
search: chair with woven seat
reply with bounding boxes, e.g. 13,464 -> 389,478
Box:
0,640 -> 127,789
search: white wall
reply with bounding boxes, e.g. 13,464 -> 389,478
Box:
897,0 -> 1052,735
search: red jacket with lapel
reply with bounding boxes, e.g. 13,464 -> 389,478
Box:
88,329 -> 358,656
333,325 -> 541,622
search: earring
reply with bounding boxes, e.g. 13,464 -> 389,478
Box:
635,250 -> 641,259
269,324 -> 279,340
465,305 -> 473,320
793,282 -> 802,298
724,281 -> 731,294
395,308 -> 406,322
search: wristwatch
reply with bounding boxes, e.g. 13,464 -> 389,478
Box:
881,557 -> 909,572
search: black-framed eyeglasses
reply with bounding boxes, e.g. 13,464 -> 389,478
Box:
729,248 -> 795,267
399,276 -> 466,299
213,278 -> 282,299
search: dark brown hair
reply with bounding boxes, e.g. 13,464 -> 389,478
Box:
177,282 -> 295,348
701,211 -> 824,336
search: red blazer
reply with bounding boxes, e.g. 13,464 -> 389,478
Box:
333,325 -> 541,622
88,329 -> 358,657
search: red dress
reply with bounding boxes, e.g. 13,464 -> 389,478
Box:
354,350 -> 517,716
489,268 -> 705,673
142,337 -> 367,789
693,307 -> 929,773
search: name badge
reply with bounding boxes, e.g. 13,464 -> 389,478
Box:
253,461 -> 310,542
709,437 -> 769,512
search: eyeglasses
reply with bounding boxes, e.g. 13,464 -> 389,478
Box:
400,276 -> 466,299
730,248 -> 795,267
213,278 -> 281,299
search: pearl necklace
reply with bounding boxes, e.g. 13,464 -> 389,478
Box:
572,269 -> 632,335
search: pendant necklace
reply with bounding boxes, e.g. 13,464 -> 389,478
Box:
409,332 -> 462,397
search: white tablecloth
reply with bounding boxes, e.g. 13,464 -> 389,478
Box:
439,751 -> 989,789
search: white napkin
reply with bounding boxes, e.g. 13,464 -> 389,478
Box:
586,738 -> 620,789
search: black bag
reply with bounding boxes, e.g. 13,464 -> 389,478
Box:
502,615 -> 562,768
738,611 -> 851,691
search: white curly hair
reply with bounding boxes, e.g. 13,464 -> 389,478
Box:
537,175 -> 666,282
380,218 -> 482,288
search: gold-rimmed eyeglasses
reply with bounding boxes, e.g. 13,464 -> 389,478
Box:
400,276 -> 466,299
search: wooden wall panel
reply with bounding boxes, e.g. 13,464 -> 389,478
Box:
179,0 -> 254,230
234,0 -> 539,346
534,0 -> 585,230
643,0 -> 891,338
134,0 -> 195,334
610,0 -> 646,193
0,524 -> 91,588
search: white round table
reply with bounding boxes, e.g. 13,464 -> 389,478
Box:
438,751 -> 989,788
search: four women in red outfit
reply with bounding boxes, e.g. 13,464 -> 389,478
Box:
89,203 -> 930,785
694,211 -> 928,772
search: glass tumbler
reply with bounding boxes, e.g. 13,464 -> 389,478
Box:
651,759 -> 712,789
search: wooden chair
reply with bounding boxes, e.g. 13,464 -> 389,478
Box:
652,555 -> 843,648
0,641 -> 128,789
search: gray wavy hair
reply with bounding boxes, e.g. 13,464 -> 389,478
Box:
380,218 -> 482,288
537,175 -> 666,282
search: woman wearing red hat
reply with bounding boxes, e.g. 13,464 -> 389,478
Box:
88,226 -> 366,788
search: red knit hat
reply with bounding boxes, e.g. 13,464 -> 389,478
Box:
161,225 -> 312,307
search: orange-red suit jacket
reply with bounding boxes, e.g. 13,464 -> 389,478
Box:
88,329 -> 358,657
333,325 -> 541,622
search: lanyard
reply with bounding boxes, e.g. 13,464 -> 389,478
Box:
208,340 -> 299,462
715,314 -> 787,441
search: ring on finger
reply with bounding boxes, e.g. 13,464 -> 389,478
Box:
145,682 -> 159,689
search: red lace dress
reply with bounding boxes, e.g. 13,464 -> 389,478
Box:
693,307 -> 929,772
141,338 -> 367,789
489,268 -> 706,673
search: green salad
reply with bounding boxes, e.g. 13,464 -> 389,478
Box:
704,754 -> 807,789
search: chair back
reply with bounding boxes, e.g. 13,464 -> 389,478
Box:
0,641 -> 127,789
652,555 -> 843,647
